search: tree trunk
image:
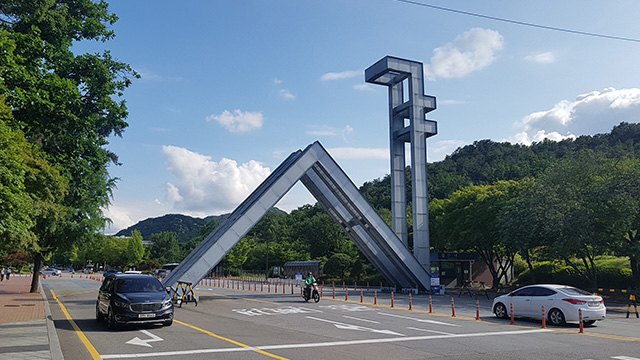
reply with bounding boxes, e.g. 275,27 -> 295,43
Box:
30,255 -> 42,293
525,251 -> 536,284
631,257 -> 640,288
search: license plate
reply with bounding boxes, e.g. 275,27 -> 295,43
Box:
138,313 -> 156,318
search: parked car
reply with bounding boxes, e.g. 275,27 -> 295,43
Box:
103,269 -> 121,276
96,273 -> 174,329
41,268 -> 62,276
154,269 -> 170,279
492,284 -> 606,326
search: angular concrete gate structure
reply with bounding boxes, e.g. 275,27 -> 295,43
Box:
163,141 -> 431,291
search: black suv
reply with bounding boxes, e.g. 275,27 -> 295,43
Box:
96,274 -> 174,329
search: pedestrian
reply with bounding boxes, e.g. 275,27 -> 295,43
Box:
5,267 -> 11,280
1,267 -> 4,281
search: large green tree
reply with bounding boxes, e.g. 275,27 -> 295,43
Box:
0,0 -> 137,292
0,98 -> 67,268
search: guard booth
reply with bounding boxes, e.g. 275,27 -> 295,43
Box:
430,252 -> 493,288
283,261 -> 322,279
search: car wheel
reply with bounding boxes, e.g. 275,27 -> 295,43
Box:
163,319 -> 173,326
106,307 -> 118,330
548,308 -> 566,326
583,320 -> 596,326
95,303 -> 103,322
494,303 -> 509,319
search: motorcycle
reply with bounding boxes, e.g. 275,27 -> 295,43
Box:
303,281 -> 320,303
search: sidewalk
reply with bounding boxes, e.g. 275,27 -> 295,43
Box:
0,274 -> 62,360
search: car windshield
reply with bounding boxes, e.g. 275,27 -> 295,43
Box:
559,286 -> 592,296
114,277 -> 164,293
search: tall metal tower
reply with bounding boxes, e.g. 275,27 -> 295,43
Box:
365,56 -> 437,272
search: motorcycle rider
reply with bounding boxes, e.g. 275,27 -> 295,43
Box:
304,272 -> 316,298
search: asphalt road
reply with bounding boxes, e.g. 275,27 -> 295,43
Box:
42,276 -> 640,360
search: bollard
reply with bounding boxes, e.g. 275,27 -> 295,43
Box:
510,303 -> 514,325
367,282 -> 370,291
345,288 -> 349,301
275,282 -> 278,293
374,290 -> 378,305
476,299 -> 480,320
261,282 -> 263,292
242,281 -> 245,291
409,293 -> 413,310
343,281 -> 346,290
429,295 -> 433,313
320,286 -> 323,298
451,297 -> 456,317
579,309 -> 584,333
355,282 -> 357,291
361,289 -> 363,303
391,291 -> 395,308
291,283 -> 294,295
268,282 -> 271,293
332,285 -> 335,299
541,306 -> 547,329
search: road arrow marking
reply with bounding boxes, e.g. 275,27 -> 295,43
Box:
306,316 -> 405,336
126,330 -> 164,347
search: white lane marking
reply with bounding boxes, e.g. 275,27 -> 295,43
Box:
343,315 -> 380,324
611,357 -> 640,360
125,330 -> 164,347
306,316 -> 405,336
407,327 -> 454,336
101,329 -> 552,359
378,312 -> 460,327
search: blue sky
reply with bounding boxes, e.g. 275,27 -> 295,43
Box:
87,1 -> 640,234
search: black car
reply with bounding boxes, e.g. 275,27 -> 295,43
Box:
96,274 -> 174,329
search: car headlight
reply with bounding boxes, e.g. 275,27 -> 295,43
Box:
113,299 -> 129,308
162,299 -> 173,309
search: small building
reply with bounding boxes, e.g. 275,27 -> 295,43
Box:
430,252 -> 499,288
283,261 -> 322,279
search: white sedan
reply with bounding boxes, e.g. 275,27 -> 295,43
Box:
492,284 -> 606,326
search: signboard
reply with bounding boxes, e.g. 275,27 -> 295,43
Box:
295,272 -> 303,286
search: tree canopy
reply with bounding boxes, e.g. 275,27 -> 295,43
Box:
0,0 -> 136,292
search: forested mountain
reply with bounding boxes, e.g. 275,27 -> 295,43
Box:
115,214 -> 223,242
362,122 -> 640,208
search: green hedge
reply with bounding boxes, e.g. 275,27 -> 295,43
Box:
516,259 -> 633,289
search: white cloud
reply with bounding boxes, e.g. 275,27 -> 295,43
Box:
206,110 -> 264,133
525,51 -> 556,64
306,125 -> 354,138
424,28 -> 504,80
512,87 -> 640,145
274,78 -> 283,85
428,139 -> 467,162
353,84 -> 374,92
439,99 -> 466,105
321,70 -> 361,81
279,89 -> 296,100
162,145 -> 271,214
327,147 -> 389,160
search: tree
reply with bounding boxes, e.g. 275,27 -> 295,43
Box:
150,232 -> 181,264
430,181 -> 518,287
0,0 -> 137,292
324,253 -> 353,278
126,230 -> 145,268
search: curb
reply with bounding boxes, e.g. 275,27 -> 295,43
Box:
40,280 -> 64,360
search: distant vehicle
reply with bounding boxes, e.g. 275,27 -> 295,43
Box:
84,266 -> 94,274
41,268 -> 61,276
154,269 -> 170,279
104,269 -> 121,276
96,273 -> 174,329
124,270 -> 142,274
492,284 -> 606,326
161,263 -> 180,271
